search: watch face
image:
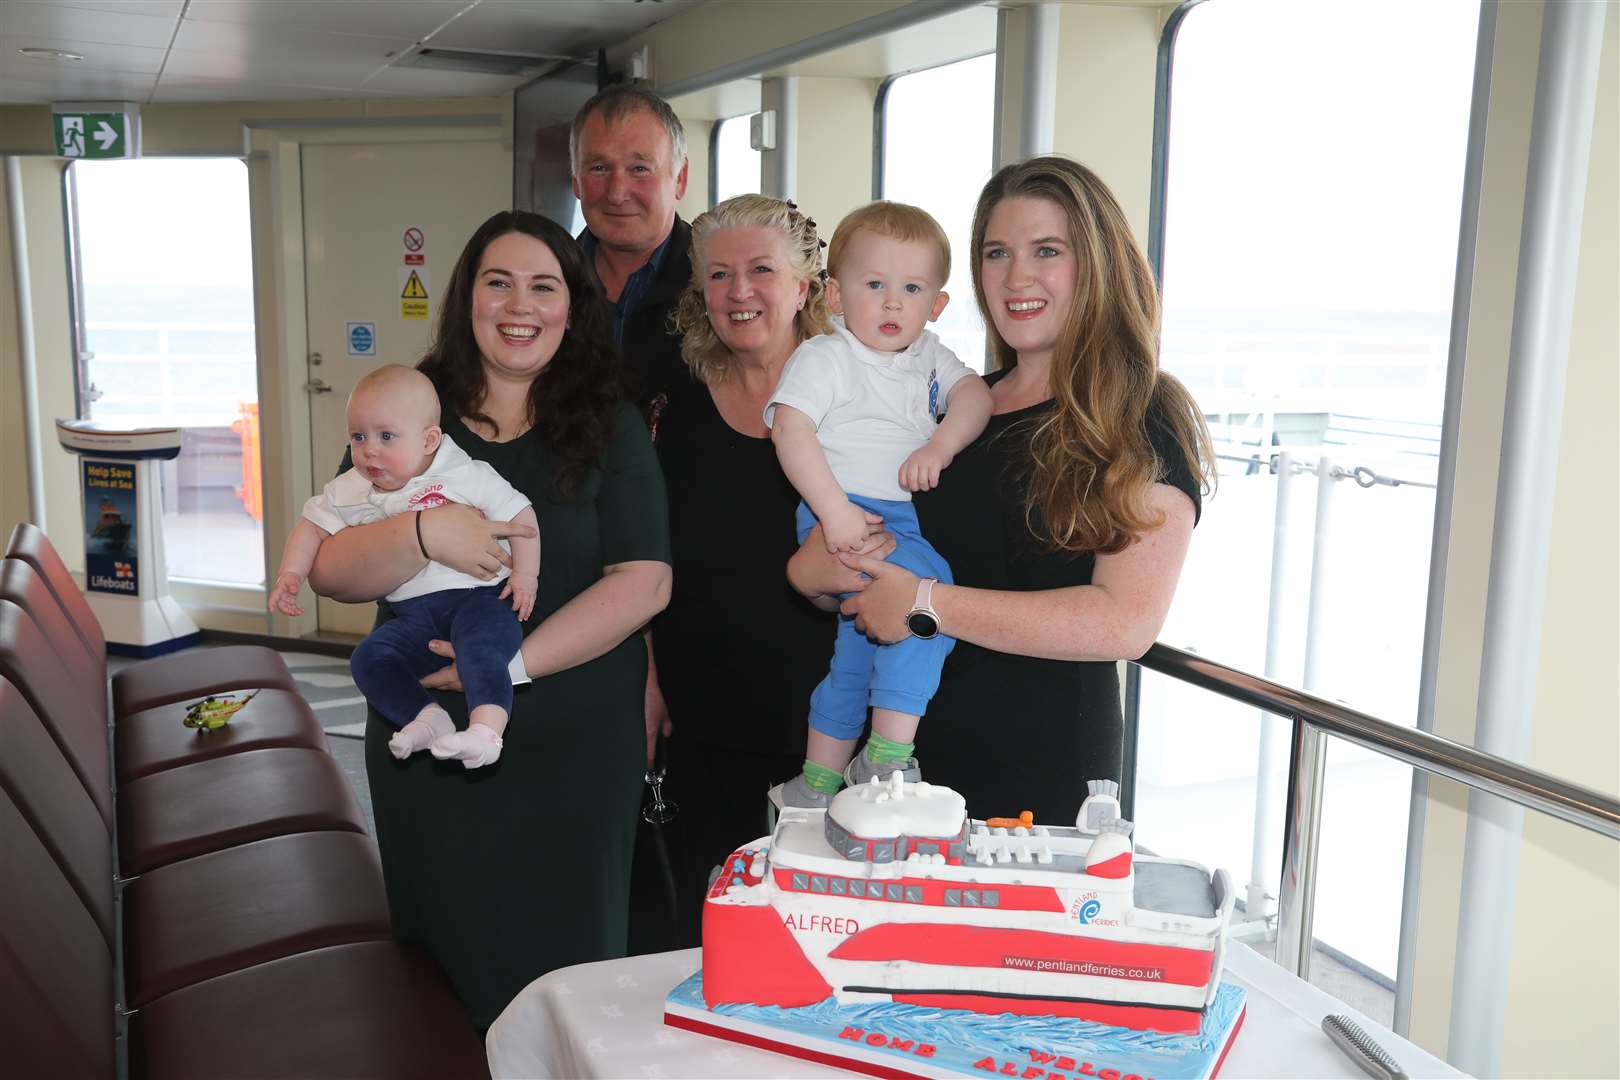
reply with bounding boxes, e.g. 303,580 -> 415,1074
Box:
907,610 -> 939,639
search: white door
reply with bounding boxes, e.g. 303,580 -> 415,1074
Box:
300,138 -> 509,635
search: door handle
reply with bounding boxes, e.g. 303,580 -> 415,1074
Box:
305,378 -> 334,394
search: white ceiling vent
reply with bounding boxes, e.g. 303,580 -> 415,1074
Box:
399,47 -> 571,77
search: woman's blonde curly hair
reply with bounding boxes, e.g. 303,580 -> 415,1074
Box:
674,194 -> 834,384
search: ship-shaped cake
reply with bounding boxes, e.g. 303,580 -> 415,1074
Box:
666,778 -> 1246,1079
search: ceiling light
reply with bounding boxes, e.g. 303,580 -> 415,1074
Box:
19,47 -> 85,62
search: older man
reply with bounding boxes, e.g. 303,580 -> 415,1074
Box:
571,84 -> 693,406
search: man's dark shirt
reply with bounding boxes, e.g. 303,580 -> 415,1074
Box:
580,216 -> 692,409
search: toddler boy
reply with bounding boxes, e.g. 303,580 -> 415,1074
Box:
766,201 -> 992,807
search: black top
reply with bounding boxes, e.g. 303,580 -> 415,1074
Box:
363,404 -> 672,1029
648,372 -> 836,756
610,216 -> 693,410
912,370 -> 1202,825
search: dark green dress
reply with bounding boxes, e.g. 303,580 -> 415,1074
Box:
363,403 -> 671,1030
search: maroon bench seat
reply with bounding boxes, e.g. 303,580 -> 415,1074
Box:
119,746 -> 367,876
129,942 -> 490,1080
116,688 -> 326,783
111,643 -> 299,721
5,523 -> 296,721
123,830 -> 393,1007
0,599 -> 114,828
0,678 -> 115,946
0,784 -> 117,1080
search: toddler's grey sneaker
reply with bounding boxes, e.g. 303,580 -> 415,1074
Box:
843,749 -> 922,788
767,774 -> 836,811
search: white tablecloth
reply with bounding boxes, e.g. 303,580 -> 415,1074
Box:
486,942 -> 1463,1079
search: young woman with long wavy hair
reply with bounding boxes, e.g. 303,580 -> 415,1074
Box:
788,156 -> 1212,822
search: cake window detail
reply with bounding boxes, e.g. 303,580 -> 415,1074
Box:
830,878 -> 847,895
811,875 -> 828,893
791,873 -> 809,890
850,879 -> 866,897
905,886 -> 924,902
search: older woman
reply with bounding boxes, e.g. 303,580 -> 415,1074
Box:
307,210 -> 671,1030
641,195 -> 884,948
790,157 -> 1213,824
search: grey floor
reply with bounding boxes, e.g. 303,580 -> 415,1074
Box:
122,643 -> 1395,1026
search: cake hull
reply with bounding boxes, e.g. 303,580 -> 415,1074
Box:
665,971 -> 1248,1080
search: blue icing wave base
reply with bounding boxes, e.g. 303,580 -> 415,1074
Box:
666,976 -> 1246,1079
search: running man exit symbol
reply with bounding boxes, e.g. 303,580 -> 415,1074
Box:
52,108 -> 134,159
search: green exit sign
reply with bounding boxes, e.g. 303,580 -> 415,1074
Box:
52,102 -> 139,159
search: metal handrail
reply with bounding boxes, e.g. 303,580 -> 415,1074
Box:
1135,641 -> 1619,982
1136,642 -> 1619,840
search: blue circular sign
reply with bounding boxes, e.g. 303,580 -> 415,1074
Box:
349,324 -> 374,354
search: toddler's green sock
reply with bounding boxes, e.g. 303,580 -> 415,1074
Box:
865,731 -> 915,765
802,760 -> 844,794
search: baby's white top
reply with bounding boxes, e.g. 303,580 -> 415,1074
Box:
830,774 -> 968,839
764,317 -> 975,502
301,433 -> 531,602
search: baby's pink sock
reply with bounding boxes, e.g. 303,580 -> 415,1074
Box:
388,706 -> 455,760
431,723 -> 504,769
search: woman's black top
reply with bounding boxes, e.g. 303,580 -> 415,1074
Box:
912,369 -> 1202,825
648,372 -> 836,756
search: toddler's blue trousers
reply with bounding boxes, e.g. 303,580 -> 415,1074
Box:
796,495 -> 955,742
350,584 -> 522,729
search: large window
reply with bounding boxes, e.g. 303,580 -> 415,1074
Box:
67,158 -> 263,587
879,53 -> 997,371
712,113 -> 761,205
1134,0 -> 1481,1019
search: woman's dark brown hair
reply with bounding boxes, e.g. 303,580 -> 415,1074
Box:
419,210 -> 622,498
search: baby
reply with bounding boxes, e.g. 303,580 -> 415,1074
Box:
269,364 -> 539,769
765,201 -> 993,808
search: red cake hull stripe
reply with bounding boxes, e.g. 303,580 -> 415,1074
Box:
665,1011 -> 925,1080
774,868 -> 1066,912
830,924 -> 1215,987
1210,1004 -> 1247,1078
892,992 -> 1203,1034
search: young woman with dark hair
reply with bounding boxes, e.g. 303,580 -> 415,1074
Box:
307,209 -> 672,1030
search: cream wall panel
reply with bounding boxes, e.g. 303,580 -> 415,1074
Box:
16,159 -> 82,574
1049,4 -> 1162,243
0,97 -> 511,157
0,165 -> 23,544
676,114 -> 710,224
795,77 -> 877,241
1499,8 -> 1620,1076
609,0 -> 914,94
1406,0 -> 1542,1055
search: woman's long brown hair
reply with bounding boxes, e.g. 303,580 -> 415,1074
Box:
970,157 -> 1213,554
418,210 -> 622,499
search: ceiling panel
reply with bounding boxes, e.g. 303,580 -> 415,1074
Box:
1,33 -> 168,75
427,0 -> 705,54
149,74 -> 404,104
4,1 -> 180,49
0,69 -> 158,103
165,21 -> 416,87
42,1 -> 185,16
183,0 -> 468,40
356,65 -> 533,99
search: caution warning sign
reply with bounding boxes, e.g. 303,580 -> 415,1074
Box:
400,268 -> 429,321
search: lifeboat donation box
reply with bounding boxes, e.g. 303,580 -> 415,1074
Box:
57,419 -> 200,656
